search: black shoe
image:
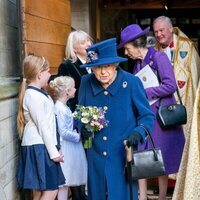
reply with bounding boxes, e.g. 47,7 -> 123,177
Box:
80,185 -> 88,200
70,185 -> 88,200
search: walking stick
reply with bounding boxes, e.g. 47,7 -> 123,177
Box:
125,142 -> 133,200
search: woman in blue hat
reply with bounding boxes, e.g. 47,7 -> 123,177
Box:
78,38 -> 155,200
118,24 -> 185,200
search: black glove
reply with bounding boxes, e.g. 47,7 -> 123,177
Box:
127,132 -> 142,148
81,126 -> 93,140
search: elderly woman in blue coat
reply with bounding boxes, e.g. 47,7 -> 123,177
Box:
118,24 -> 185,200
78,38 -> 155,200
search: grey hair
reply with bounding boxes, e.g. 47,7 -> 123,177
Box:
65,30 -> 92,63
130,35 -> 147,48
153,16 -> 173,28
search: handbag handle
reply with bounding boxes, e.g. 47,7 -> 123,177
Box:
159,88 -> 183,107
133,124 -> 159,162
148,50 -> 183,106
176,88 -> 183,105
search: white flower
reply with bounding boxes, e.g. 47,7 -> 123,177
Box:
82,112 -> 89,117
73,111 -> 78,117
81,118 -> 90,124
93,115 -> 98,120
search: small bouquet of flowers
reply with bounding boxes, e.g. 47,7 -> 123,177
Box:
73,105 -> 109,148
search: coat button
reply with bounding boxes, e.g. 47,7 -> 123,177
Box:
104,91 -> 108,95
102,136 -> 107,141
103,151 -> 107,156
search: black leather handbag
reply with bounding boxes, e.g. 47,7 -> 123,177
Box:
158,89 -> 187,128
125,125 -> 166,182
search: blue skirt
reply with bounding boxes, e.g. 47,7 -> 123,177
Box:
17,144 -> 65,190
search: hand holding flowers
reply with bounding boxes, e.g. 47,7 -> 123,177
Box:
73,105 -> 109,148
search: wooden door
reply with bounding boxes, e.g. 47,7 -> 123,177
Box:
20,0 -> 71,74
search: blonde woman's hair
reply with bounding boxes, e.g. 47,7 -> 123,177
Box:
65,30 -> 92,63
17,55 -> 49,137
49,76 -> 74,99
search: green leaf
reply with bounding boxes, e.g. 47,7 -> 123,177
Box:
84,138 -> 92,149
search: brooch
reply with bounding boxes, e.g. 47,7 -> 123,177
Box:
86,50 -> 99,63
122,81 -> 128,88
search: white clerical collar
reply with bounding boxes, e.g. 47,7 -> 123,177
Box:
163,46 -> 171,60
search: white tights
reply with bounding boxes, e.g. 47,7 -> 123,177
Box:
57,186 -> 69,200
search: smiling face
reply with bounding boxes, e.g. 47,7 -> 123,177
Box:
153,19 -> 173,48
92,64 -> 117,88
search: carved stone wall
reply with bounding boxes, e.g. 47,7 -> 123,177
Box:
71,0 -> 90,34
0,0 -> 22,199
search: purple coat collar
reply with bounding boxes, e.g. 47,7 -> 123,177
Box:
134,47 -> 157,74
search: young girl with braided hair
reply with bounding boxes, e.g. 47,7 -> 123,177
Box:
49,76 -> 87,200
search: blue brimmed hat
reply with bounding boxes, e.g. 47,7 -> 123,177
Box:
117,24 -> 150,49
80,38 -> 127,68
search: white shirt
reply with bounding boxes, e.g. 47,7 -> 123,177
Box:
162,34 -> 177,63
21,88 -> 59,159
78,55 -> 92,73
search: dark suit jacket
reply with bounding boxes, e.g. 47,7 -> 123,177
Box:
57,59 -> 88,112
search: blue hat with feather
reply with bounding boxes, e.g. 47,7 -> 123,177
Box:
80,38 -> 127,68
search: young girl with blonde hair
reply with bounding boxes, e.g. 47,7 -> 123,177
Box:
17,55 -> 65,200
49,76 -> 87,200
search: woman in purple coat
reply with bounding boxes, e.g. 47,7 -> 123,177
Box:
78,38 -> 155,200
118,24 -> 185,200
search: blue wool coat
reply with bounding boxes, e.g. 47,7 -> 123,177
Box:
78,67 -> 155,200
